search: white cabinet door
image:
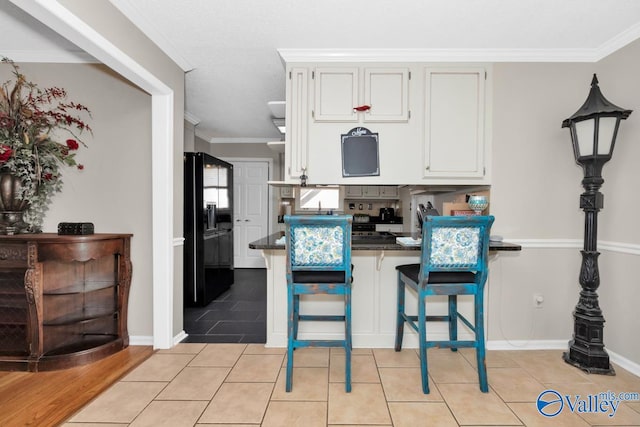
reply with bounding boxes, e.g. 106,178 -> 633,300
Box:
379,186 -> 398,198
423,67 -> 486,178
345,186 -> 362,197
280,186 -> 293,198
313,67 -> 359,122
314,66 -> 410,123
361,186 -> 380,197
364,68 -> 410,122
285,67 -> 310,181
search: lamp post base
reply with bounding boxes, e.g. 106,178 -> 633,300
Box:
563,348 -> 615,375
563,246 -> 615,375
563,295 -> 615,375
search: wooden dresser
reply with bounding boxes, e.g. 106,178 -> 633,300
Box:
0,233 -> 132,371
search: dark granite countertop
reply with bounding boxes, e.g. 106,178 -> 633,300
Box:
249,232 -> 522,252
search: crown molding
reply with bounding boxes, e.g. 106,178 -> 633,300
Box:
0,49 -> 98,63
207,137 -> 275,144
277,45 -> 628,64
109,0 -> 194,72
594,21 -> 640,60
195,127 -> 275,144
184,111 -> 200,126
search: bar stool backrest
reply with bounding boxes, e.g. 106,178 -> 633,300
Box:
285,214 -> 353,279
419,215 -> 495,285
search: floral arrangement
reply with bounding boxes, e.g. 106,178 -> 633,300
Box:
0,57 -> 92,232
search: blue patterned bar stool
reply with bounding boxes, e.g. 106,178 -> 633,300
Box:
395,215 -> 495,394
284,214 -> 353,392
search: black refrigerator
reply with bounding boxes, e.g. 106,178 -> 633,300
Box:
184,152 -> 234,307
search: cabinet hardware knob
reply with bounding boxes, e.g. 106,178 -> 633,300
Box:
245,219 -> 250,222
425,166 -> 430,171
353,105 -> 371,112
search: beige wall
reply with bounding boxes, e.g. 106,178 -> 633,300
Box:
52,0 -> 186,339
489,39 -> 640,365
0,62 -> 155,338
592,39 -> 640,365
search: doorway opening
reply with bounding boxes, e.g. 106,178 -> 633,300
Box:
183,159 -> 271,343
183,269 -> 266,343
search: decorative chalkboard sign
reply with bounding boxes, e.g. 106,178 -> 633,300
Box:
341,127 -> 380,177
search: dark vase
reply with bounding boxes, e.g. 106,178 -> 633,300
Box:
0,173 -> 30,235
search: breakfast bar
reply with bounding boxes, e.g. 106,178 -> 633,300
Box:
249,232 -> 520,348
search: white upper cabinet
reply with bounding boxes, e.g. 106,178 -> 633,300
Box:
423,67 -> 487,179
314,67 -> 410,123
279,51 -> 491,185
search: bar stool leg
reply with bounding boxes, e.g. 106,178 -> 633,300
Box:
345,289 -> 352,392
286,285 -> 295,392
475,293 -> 488,392
448,295 -> 458,352
395,274 -> 406,352
418,290 -> 430,394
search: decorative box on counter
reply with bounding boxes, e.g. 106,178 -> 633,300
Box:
57,222 -> 95,235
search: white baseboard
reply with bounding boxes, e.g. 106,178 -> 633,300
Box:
173,331 -> 188,346
129,335 -> 154,346
608,349 -> 640,378
487,339 -> 567,350
488,340 -> 640,378
129,332 -> 187,349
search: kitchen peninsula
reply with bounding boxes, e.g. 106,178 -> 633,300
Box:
249,232 -> 520,348
258,53 -> 518,348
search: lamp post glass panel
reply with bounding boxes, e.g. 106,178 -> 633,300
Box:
561,74 -> 632,375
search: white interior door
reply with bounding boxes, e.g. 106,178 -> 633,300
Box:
232,161 -> 269,268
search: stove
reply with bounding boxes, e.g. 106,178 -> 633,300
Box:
352,223 -> 375,232
352,231 -> 396,245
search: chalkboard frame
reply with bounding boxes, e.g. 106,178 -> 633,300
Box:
341,127 -> 380,177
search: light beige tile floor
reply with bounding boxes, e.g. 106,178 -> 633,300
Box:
63,345 -> 640,426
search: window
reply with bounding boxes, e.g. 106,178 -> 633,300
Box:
295,186 -> 344,212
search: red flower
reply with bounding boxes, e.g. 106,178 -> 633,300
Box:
66,139 -> 79,150
0,145 -> 13,163
43,173 -> 53,181
77,164 -> 84,170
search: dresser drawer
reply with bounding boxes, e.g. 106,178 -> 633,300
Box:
0,243 -> 28,268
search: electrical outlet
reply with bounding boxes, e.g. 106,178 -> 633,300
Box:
533,294 -> 544,309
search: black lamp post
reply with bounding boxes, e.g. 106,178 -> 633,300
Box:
561,74 -> 632,375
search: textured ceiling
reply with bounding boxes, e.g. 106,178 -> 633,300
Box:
3,0 -> 640,143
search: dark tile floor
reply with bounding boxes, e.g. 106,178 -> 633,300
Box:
182,268 -> 267,343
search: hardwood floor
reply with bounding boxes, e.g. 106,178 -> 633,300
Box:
0,346 -> 153,427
